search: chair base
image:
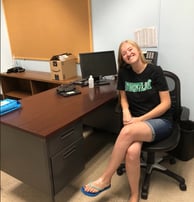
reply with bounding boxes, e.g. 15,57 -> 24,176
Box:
116,154 -> 187,200
141,161 -> 187,199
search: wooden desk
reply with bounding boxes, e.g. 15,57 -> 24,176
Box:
0,81 -> 118,201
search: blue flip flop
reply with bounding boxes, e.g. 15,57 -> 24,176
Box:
81,183 -> 111,197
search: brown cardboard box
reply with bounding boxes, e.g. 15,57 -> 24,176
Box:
50,55 -> 77,80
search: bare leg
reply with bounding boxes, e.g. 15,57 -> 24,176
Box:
125,142 -> 142,202
83,122 -> 152,193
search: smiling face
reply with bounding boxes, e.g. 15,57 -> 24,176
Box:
120,41 -> 140,65
118,40 -> 147,68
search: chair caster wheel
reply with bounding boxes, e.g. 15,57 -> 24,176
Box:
117,164 -> 125,176
141,192 -> 148,200
116,168 -> 124,176
180,183 -> 187,191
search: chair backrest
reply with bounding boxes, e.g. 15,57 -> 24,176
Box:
163,70 -> 181,122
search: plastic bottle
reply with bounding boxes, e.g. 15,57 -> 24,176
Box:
88,75 -> 94,88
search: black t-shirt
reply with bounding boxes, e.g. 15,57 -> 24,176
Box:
117,63 -> 172,120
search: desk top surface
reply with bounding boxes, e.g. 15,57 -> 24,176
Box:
0,81 -> 118,137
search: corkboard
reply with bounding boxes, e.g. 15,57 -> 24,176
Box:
3,0 -> 92,60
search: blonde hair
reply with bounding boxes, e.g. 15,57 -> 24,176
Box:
118,39 -> 147,69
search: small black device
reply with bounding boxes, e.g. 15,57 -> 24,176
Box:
57,84 -> 75,93
56,84 -> 81,97
7,67 -> 25,73
73,79 -> 88,87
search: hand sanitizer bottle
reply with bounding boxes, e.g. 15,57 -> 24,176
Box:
88,75 -> 94,88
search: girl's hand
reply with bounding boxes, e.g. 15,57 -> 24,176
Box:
123,116 -> 142,125
122,110 -> 132,125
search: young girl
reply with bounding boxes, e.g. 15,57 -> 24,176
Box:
81,40 -> 173,202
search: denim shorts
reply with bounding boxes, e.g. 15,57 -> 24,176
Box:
145,119 -> 173,142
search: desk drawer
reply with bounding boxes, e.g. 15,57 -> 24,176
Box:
51,138 -> 84,194
48,120 -> 82,156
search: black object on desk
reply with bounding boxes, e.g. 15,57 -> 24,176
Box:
73,79 -> 110,87
73,79 -> 88,87
58,90 -> 81,97
94,80 -> 110,86
7,66 -> 25,73
56,84 -> 81,97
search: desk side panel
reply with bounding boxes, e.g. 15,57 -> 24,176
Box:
0,124 -> 53,195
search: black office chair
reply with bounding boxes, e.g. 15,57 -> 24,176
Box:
117,70 -> 187,200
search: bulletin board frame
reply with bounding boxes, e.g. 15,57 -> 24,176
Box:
3,0 -> 93,61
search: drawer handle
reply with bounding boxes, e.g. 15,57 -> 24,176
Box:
63,147 -> 76,159
60,128 -> 74,140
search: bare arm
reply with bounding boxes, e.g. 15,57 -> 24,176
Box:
119,90 -> 132,124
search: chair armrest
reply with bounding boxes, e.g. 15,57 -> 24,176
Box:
180,106 -> 190,121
